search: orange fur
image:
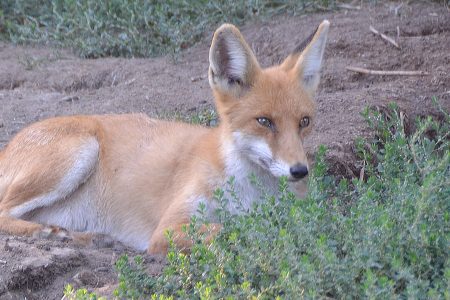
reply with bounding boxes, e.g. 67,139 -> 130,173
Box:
0,21 -> 330,253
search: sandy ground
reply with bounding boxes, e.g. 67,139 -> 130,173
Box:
0,2 -> 449,299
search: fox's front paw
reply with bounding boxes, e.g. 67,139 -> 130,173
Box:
33,225 -> 71,242
71,232 -> 116,249
147,239 -> 169,255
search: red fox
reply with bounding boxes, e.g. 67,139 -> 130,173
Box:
0,21 -> 329,254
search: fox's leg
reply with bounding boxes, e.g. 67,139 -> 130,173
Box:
148,223 -> 222,254
0,215 -> 70,240
147,201 -> 222,254
0,215 -> 114,247
0,136 -> 99,240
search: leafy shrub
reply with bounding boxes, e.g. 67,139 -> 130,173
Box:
112,103 -> 449,299
63,284 -> 105,300
0,0 -> 332,58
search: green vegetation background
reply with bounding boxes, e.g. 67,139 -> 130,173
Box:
1,0 -> 331,58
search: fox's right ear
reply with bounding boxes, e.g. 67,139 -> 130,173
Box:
208,24 -> 260,98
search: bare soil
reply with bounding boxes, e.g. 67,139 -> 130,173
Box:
0,2 -> 449,299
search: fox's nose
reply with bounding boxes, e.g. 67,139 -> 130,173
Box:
290,163 -> 308,179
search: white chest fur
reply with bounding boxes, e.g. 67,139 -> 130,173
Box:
215,134 -> 280,215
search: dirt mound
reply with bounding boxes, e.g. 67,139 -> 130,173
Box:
0,2 -> 449,298
0,234 -> 165,299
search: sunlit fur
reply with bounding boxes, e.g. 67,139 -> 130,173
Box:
0,21 -> 329,253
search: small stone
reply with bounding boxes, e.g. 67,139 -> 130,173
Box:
4,239 -> 12,251
73,270 -> 97,286
190,75 -> 205,82
62,95 -> 80,102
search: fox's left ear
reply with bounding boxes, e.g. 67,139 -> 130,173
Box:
282,20 -> 330,96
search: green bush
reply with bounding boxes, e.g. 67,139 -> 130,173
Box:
111,103 -> 449,299
63,284 -> 105,300
1,0 -> 331,58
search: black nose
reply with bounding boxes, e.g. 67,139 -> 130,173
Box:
290,163 -> 308,179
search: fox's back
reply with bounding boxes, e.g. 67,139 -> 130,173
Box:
0,113 -> 209,184
92,114 -> 213,202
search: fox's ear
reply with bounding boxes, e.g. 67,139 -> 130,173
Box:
208,24 -> 260,97
283,20 -> 330,96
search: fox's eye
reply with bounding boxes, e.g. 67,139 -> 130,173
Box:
257,117 -> 274,130
300,117 -> 310,128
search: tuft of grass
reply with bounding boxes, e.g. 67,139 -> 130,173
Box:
0,0 -> 333,58
157,107 -> 218,127
107,102 -> 449,299
187,108 -> 218,126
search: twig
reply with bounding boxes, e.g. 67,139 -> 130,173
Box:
337,3 -> 361,10
346,66 -> 429,76
410,123 -> 427,177
394,3 -> 403,16
369,26 -> 401,49
359,166 -> 365,182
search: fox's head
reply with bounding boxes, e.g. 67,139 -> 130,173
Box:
209,21 -> 329,182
